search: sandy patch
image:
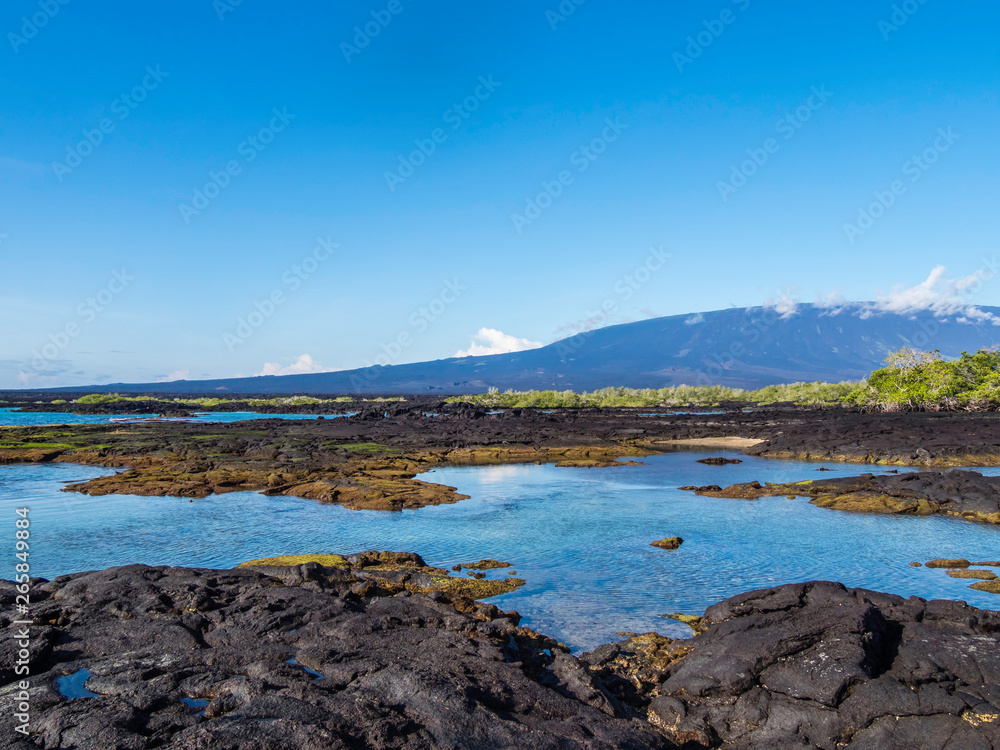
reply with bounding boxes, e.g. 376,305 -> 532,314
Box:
656,437 -> 764,449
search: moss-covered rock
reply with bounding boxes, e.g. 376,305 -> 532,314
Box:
661,613 -> 707,633
969,580 -> 1000,594
238,553 -> 349,569
651,537 -> 683,550
457,559 -> 513,570
946,569 -> 998,580
238,550 -> 526,602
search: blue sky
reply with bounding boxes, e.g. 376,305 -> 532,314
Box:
1,0 -> 998,388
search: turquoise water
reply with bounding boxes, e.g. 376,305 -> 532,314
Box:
3,453 -> 999,651
55,669 -> 100,700
0,408 -> 350,426
0,409 -> 120,426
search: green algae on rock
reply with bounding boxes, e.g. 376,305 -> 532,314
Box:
946,569 -> 998,580
688,471 -> 1000,525
0,420 -> 656,512
239,553 -> 349,569
651,537 -> 683,550
660,612 -> 707,633
969,580 -> 1000,594
926,559 -> 971,568
239,550 -> 525,601
456,559 -> 513,570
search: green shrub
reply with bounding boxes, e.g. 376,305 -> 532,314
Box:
853,347 -> 1000,412
447,381 -> 862,409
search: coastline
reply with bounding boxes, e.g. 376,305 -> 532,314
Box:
5,404 -> 1000,512
3,405 -> 1000,746
3,557 -> 998,748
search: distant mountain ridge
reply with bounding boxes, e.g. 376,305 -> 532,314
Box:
35,303 -> 1000,395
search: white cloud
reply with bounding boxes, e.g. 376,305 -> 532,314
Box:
257,354 -> 325,376
748,267 -> 998,326
867,265 -> 1000,324
455,328 -> 543,358
763,289 -> 800,319
157,368 -> 189,382
684,313 -> 704,325
815,289 -> 845,309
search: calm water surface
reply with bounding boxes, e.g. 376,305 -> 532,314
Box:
3,451 -> 998,651
0,408 -> 350,425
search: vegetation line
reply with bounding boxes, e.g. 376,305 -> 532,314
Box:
447,348 -> 1000,412
446,382 -> 859,408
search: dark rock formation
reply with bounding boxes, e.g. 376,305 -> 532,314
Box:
0,559 -> 665,749
3,562 -> 1000,749
593,581 -> 1000,749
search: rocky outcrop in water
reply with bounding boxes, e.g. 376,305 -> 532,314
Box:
685,469 -> 1000,525
650,537 -> 683,550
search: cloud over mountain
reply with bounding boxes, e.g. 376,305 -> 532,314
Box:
455,328 -> 542,357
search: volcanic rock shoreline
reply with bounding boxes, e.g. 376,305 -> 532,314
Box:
3,402 -> 1000,747
2,555 -> 998,749
6,404 -> 1000,512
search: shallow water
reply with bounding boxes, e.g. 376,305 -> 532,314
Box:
0,408 -> 350,426
3,452 -> 998,651
55,669 -> 100,700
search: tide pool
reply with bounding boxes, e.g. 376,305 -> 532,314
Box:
0,408 -> 351,426
3,452 -> 998,651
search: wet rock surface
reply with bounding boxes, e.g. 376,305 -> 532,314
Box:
3,565 -> 999,749
689,469 -> 1000,525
